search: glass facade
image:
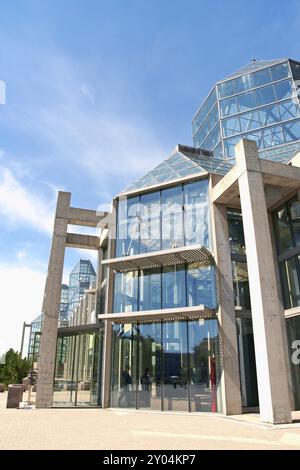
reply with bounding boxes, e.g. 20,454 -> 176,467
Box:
286,316 -> 300,410
273,198 -> 300,309
68,260 -> 96,318
117,179 -> 210,257
192,59 -> 300,163
110,319 -> 221,412
113,264 -> 217,313
53,328 -> 103,407
28,314 -> 42,361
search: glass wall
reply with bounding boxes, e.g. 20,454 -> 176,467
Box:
53,329 -> 103,407
286,316 -> 300,410
110,319 -> 221,412
116,178 -> 209,257
273,198 -> 300,309
113,264 -> 217,313
192,60 -> 300,161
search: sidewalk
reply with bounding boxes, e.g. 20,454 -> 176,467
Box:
1,392 -> 300,450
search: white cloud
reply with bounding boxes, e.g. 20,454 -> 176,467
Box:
0,165 -> 56,235
0,263 -> 46,356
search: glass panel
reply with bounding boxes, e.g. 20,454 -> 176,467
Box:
228,211 -> 246,255
234,74 -> 252,94
236,91 -> 256,112
183,179 -> 209,247
186,263 -> 217,309
76,333 -> 94,406
274,205 -> 293,254
161,185 -> 184,250
259,104 -> 280,126
275,79 -> 293,101
53,336 -> 77,406
286,316 -> 300,410
283,120 -> 300,143
111,323 -> 137,408
223,135 -> 241,158
139,269 -> 161,311
290,200 -> 300,247
113,271 -> 138,313
139,190 -> 161,253
117,196 -> 140,257
219,96 -> 238,117
240,110 -> 260,132
244,130 -> 263,149
90,331 -> 103,406
271,62 -> 290,82
162,265 -> 186,309
221,116 -> 241,137
201,124 -> 221,150
162,321 -> 189,412
279,99 -> 300,122
255,84 -> 276,106
137,323 -> 162,410
236,319 -> 258,407
280,256 -> 300,309
261,125 -> 284,148
251,67 -> 271,88
188,319 -> 221,412
192,88 -> 217,134
232,261 -> 250,309
217,79 -> 235,99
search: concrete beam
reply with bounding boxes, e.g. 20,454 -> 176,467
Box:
66,232 -> 100,250
67,207 -> 108,228
236,139 -> 292,424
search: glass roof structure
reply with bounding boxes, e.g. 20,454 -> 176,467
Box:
121,144 -> 233,194
192,58 -> 300,163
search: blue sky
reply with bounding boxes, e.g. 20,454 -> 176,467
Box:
0,0 -> 299,353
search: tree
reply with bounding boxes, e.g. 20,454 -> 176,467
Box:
0,349 -> 31,386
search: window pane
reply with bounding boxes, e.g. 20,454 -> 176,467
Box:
219,96 -> 238,117
228,211 -> 246,255
259,104 -> 280,126
290,200 -> 300,247
139,269 -> 161,311
188,319 -> 221,412
184,179 -> 209,247
193,88 -> 217,134
162,265 -> 186,309
223,136 -> 241,158
217,79 -> 235,99
117,196 -> 140,257
261,125 -> 284,148
186,263 -> 217,309
275,79 -> 293,101
162,321 -> 189,411
283,120 -> 300,143
244,130 -> 263,149
274,206 -> 293,254
286,316 -> 300,409
251,67 -> 272,88
113,271 -> 138,313
280,256 -> 300,309
240,111 -> 260,132
140,191 -> 161,253
232,261 -> 250,309
161,186 -> 184,250
279,99 -> 300,121
237,91 -> 256,112
255,85 -> 276,106
234,74 -> 252,94
271,62 -> 290,82
201,124 -> 221,150
221,116 -> 241,137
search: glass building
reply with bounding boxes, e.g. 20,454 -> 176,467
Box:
37,60 -> 300,425
68,259 -> 96,319
28,314 -> 43,362
192,59 -> 300,163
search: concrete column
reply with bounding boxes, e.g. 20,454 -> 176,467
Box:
210,182 -> 242,415
36,192 -> 70,408
236,139 -> 292,424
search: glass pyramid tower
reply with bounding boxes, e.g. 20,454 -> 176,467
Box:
121,144 -> 232,193
192,58 -> 300,163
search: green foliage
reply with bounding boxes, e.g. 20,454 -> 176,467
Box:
0,349 -> 31,386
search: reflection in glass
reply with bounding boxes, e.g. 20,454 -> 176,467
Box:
275,79 -> 293,101
237,91 -> 256,112
114,271 -> 138,312
255,84 -> 276,107
232,261 -> 250,309
140,191 -> 161,253
162,265 -> 186,309
161,186 -> 184,249
251,67 -> 271,88
280,256 -> 300,309
228,211 -> 246,255
286,316 -> 300,410
274,206 -> 293,254
271,62 -> 290,82
139,269 -> 161,311
217,80 -> 234,99
234,74 -> 252,94
187,263 -> 217,309
117,196 -> 140,257
184,179 -> 209,246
